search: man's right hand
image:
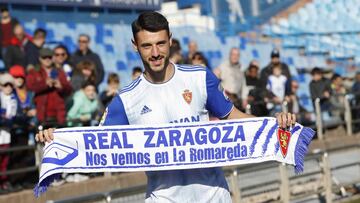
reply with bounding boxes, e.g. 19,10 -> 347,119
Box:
35,128 -> 55,143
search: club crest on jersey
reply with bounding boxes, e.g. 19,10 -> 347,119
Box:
182,89 -> 192,104
277,128 -> 291,158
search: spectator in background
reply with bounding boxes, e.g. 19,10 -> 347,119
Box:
309,67 -> 332,111
8,65 -> 37,188
191,52 -> 209,68
4,24 -> 31,70
53,45 -> 72,81
100,73 -> 120,107
214,47 -> 248,110
0,73 -> 17,191
71,34 -> 104,86
245,60 -> 261,90
184,40 -> 198,64
266,65 -> 288,115
71,60 -> 97,92
26,48 -> 72,128
132,66 -> 142,80
0,8 -> 19,60
25,28 -> 46,69
169,39 -> 183,64
260,49 -> 291,94
67,81 -> 99,127
286,80 -> 313,126
330,74 -> 346,118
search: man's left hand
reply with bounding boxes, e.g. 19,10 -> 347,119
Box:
276,112 -> 296,129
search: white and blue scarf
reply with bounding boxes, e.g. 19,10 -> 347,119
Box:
34,117 -> 315,197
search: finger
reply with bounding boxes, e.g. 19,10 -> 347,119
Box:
38,131 -> 44,143
287,113 -> 292,127
291,114 -> 296,125
43,130 -> 51,143
282,113 -> 287,129
35,133 -> 39,142
276,113 -> 282,127
49,128 -> 55,140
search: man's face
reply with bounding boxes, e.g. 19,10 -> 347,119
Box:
133,30 -> 171,74
53,48 -> 68,65
14,77 -> 25,88
229,48 -> 240,65
40,55 -> 53,68
78,36 -> 89,52
1,11 -> 10,20
312,73 -> 322,81
34,33 -> 46,47
271,57 -> 280,65
248,67 -> 258,78
188,42 -> 197,55
14,25 -> 24,40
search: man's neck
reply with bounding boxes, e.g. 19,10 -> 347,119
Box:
80,49 -> 88,55
144,62 -> 174,84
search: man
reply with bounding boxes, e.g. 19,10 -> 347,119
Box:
309,67 -> 331,110
260,49 -> 291,94
53,45 -> 72,81
26,48 -> 72,128
0,7 -> 19,60
183,40 -> 198,64
36,12 -> 296,202
4,24 -> 30,70
71,34 -> 104,86
25,28 -> 47,68
214,47 -> 248,111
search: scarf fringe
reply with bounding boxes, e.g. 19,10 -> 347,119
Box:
34,173 -> 61,198
294,127 -> 315,174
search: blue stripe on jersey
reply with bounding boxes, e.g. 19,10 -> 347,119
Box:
178,68 -> 206,72
119,78 -> 142,94
177,64 -> 206,70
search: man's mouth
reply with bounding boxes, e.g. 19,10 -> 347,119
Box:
150,57 -> 163,66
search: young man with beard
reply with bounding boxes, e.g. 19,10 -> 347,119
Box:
36,12 -> 296,202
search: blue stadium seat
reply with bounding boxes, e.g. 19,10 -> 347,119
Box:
116,60 -> 127,71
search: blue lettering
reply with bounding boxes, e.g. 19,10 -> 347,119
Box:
122,132 -> 133,148
195,128 -> 207,145
169,130 -> 181,146
234,125 -> 245,141
86,152 -> 94,165
183,117 -> 190,122
183,129 -> 195,145
209,127 -> 221,144
191,115 -> 200,122
222,126 -> 233,143
157,130 -> 168,147
144,131 -> 155,148
84,133 -> 97,150
110,132 -> 122,149
98,133 -> 109,149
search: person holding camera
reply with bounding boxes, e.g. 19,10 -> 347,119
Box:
26,48 -> 72,128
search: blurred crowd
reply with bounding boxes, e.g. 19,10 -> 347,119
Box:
1,8 -> 360,193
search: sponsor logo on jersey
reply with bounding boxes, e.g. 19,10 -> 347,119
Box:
277,128 -> 291,158
182,89 -> 192,104
140,105 -> 152,115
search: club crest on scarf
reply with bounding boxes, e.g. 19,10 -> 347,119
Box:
277,128 -> 291,158
182,89 -> 192,104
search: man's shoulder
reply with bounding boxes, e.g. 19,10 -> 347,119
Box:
117,77 -> 144,97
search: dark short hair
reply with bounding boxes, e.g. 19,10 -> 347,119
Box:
79,34 -> 90,41
34,28 -> 47,38
132,67 -> 142,75
311,67 -> 322,75
131,11 -> 169,41
331,73 -> 341,81
81,80 -> 96,89
0,7 -> 8,13
107,73 -> 120,84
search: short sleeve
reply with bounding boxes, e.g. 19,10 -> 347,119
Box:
99,95 -> 129,126
205,68 -> 234,118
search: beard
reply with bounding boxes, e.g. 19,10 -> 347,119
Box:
141,53 -> 170,74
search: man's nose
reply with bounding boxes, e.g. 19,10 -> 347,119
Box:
151,46 -> 160,57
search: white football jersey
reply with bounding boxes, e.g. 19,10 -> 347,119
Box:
101,63 -> 234,202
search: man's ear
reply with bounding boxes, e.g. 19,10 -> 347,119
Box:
131,39 -> 138,52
